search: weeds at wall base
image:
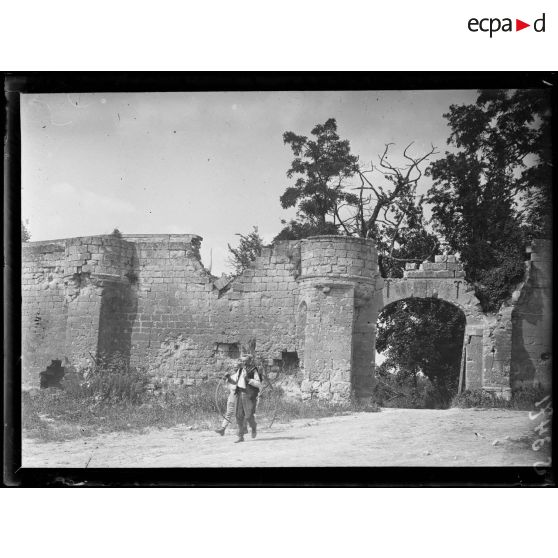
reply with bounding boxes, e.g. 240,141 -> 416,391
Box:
451,387 -> 551,410
22,384 -> 380,443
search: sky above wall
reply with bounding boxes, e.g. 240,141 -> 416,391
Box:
21,89 -> 478,276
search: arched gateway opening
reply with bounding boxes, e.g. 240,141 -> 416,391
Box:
375,298 -> 466,408
368,255 -> 487,402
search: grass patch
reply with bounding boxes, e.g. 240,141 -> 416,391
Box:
23,383 -> 380,443
451,387 -> 551,410
23,382 -> 220,442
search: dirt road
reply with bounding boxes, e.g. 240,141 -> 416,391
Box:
22,408 -> 549,468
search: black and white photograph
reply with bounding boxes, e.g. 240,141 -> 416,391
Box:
10,78 -> 552,476
3,0 -> 558,555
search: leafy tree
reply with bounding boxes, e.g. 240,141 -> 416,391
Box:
21,220 -> 31,242
278,118 -> 359,237
427,89 -> 551,312
227,226 -> 265,276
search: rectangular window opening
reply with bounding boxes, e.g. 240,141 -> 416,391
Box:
215,342 -> 240,359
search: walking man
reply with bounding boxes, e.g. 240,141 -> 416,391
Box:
232,355 -> 261,443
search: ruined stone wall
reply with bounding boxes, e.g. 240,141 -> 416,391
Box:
22,233 -> 303,391
117,234 -> 214,386
22,233 -> 551,400
22,235 -> 136,388
122,235 -> 301,388
22,233 -> 379,400
511,240 -> 552,390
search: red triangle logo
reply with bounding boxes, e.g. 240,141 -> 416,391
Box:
516,19 -> 530,31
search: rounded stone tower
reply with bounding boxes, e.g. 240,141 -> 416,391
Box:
296,236 -> 381,402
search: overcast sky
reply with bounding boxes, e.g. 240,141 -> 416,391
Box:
21,90 -> 478,275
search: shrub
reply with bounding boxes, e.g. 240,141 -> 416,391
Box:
451,389 -> 502,408
62,352 -> 151,404
451,387 -> 551,410
372,371 -> 448,409
350,397 -> 382,413
161,381 -> 219,416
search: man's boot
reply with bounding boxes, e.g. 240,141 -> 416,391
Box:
251,425 -> 257,439
234,436 -> 245,443
214,427 -> 226,436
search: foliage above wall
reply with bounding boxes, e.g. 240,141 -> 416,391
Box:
227,226 -> 265,276
427,89 -> 551,312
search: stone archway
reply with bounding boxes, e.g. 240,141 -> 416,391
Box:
375,256 -> 486,393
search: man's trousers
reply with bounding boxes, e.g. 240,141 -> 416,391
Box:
236,390 -> 257,436
221,390 -> 237,429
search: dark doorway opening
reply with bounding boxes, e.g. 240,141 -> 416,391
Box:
272,351 -> 299,375
40,359 -> 65,389
375,298 -> 466,408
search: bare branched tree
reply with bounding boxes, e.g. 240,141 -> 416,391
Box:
332,142 -> 438,262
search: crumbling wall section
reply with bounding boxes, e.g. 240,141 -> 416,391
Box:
63,236 -> 136,369
511,239 -> 552,390
481,311 -> 513,398
124,236 -> 302,388
22,235 -> 137,388
119,234 -> 214,386
22,242 -> 68,389
213,240 -> 301,368
22,234 -> 303,391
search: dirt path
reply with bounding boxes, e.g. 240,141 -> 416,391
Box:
22,408 -> 549,468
